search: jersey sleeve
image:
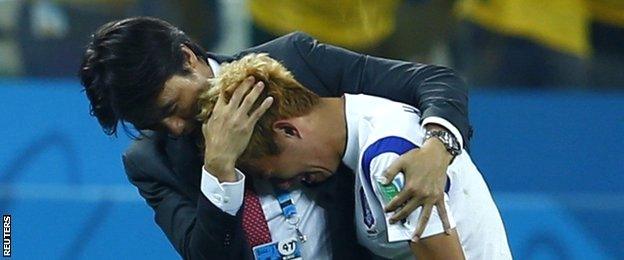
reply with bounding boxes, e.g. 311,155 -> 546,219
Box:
362,136 -> 456,242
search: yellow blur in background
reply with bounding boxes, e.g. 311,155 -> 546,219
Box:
249,0 -> 401,50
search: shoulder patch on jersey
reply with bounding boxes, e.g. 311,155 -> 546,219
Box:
361,136 -> 451,196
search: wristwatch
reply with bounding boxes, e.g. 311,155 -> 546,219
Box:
424,130 -> 462,157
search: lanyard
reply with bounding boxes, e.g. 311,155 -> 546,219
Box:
275,188 -> 307,243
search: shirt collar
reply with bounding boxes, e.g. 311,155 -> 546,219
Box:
341,94 -> 359,170
207,58 -> 221,77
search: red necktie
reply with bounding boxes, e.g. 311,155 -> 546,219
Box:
242,185 -> 272,247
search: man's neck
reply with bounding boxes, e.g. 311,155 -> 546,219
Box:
305,97 -> 347,158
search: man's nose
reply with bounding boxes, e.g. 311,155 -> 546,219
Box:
162,117 -> 186,137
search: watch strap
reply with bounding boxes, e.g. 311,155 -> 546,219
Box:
425,130 -> 462,157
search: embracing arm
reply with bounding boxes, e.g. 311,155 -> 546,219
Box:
290,32 -> 471,148
123,154 -> 247,260
122,75 -> 271,259
364,134 -> 464,259
363,133 -> 464,259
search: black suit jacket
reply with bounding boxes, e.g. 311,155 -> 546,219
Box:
122,32 -> 471,259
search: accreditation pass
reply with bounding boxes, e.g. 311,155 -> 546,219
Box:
253,237 -> 302,260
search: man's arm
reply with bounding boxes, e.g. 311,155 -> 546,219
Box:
120,78 -> 272,259
123,153 -> 247,260
364,135 -> 464,259
410,229 -> 465,260
288,31 -> 471,147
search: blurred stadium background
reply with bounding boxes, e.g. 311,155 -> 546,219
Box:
1,0 -> 623,259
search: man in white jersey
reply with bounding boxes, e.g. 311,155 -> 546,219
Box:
198,53 -> 512,259
343,94 -> 511,259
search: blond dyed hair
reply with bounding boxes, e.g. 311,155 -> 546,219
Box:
197,53 -> 320,165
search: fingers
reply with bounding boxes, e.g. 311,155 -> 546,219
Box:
228,76 -> 255,107
240,81 -> 265,114
248,96 -> 274,123
436,200 -> 452,235
389,197 -> 420,224
214,89 -> 228,109
412,204 -> 433,242
381,159 -> 403,185
384,188 -> 412,212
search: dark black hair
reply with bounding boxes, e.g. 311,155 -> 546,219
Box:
79,16 -> 208,136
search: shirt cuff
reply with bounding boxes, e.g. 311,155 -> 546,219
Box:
421,116 -> 464,148
200,167 -> 245,216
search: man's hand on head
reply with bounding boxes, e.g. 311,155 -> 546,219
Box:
202,76 -> 273,182
381,124 -> 454,241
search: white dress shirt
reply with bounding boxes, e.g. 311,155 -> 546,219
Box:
200,167 -> 332,258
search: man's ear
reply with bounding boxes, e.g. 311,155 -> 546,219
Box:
180,44 -> 199,70
273,120 -> 302,139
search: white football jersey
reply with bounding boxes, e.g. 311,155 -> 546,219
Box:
342,94 -> 512,260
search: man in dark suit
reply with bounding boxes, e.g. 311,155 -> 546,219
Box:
79,17 -> 471,259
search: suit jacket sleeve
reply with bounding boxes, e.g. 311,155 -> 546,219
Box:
289,32 -> 473,148
122,152 -> 250,260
